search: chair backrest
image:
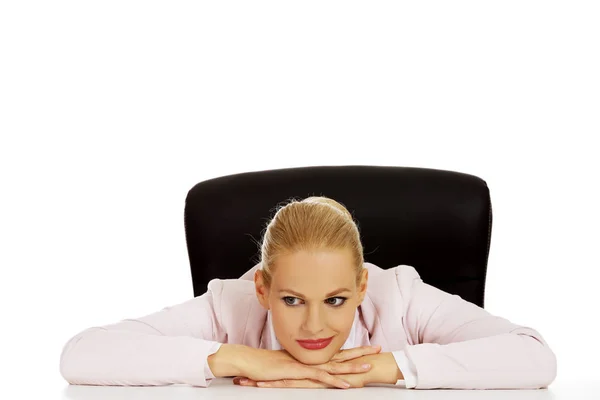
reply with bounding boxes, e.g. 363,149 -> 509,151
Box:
184,165 -> 493,307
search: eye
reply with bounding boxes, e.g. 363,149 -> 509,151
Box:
282,296 -> 301,306
326,297 -> 347,307
281,296 -> 348,307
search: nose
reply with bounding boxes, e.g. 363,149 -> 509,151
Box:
301,304 -> 326,335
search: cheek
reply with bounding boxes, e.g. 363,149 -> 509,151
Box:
271,306 -> 298,335
329,314 -> 352,330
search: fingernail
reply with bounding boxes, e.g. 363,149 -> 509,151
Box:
362,364 -> 371,369
343,382 -> 351,388
240,378 -> 248,383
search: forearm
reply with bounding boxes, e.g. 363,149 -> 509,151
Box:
403,333 -> 556,389
362,353 -> 403,385
207,344 -> 250,378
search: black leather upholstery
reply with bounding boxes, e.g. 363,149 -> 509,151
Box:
184,165 -> 493,307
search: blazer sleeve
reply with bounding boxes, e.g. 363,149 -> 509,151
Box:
397,267 -> 557,390
59,279 -> 228,387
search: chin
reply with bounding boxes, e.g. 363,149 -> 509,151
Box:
290,346 -> 339,365
293,352 -> 331,365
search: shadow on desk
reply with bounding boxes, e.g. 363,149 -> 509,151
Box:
62,378 -> 556,400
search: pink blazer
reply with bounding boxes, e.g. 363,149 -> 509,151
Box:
59,262 -> 557,389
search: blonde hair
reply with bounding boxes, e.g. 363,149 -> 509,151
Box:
258,196 -> 364,288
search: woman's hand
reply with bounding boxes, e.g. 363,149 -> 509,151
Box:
234,351 -> 401,389
234,345 -> 383,389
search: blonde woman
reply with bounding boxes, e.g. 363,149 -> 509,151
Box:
59,196 -> 557,390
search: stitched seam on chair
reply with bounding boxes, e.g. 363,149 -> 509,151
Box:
483,189 -> 493,308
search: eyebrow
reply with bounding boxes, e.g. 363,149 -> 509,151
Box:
278,288 -> 352,298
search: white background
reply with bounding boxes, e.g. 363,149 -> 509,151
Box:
1,0 -> 598,396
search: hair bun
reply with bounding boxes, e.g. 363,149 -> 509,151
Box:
302,196 -> 353,221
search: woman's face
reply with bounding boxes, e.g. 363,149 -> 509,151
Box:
254,249 -> 368,365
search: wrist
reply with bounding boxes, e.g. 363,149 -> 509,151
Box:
207,344 -> 250,378
372,352 -> 403,384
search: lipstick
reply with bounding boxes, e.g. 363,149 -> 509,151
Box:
296,336 -> 334,350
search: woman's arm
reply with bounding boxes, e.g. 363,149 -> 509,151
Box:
206,343 -> 248,378
59,279 -> 231,387
397,266 -> 557,389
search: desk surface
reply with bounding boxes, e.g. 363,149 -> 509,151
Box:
60,378 -> 596,400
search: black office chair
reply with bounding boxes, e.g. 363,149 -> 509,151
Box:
183,165 -> 493,308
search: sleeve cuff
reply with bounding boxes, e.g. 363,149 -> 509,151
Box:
391,349 -> 418,388
204,342 -> 223,381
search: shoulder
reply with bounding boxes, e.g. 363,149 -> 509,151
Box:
207,276 -> 256,296
207,277 -> 257,309
206,277 -> 263,332
364,262 -> 422,294
362,262 -> 424,315
359,263 -> 423,348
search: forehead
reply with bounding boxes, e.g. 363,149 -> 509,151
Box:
271,249 -> 355,290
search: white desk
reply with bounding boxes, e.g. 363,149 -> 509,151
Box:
60,378 -> 596,399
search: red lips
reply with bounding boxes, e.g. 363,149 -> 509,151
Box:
297,336 -> 334,350
297,337 -> 333,343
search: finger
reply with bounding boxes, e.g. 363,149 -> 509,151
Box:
233,377 -> 257,386
322,361 -> 372,375
331,345 -> 381,362
258,379 -> 329,389
307,367 -> 351,389
239,379 -> 258,386
331,345 -> 380,361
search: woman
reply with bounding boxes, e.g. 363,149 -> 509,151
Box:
59,196 -> 557,390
